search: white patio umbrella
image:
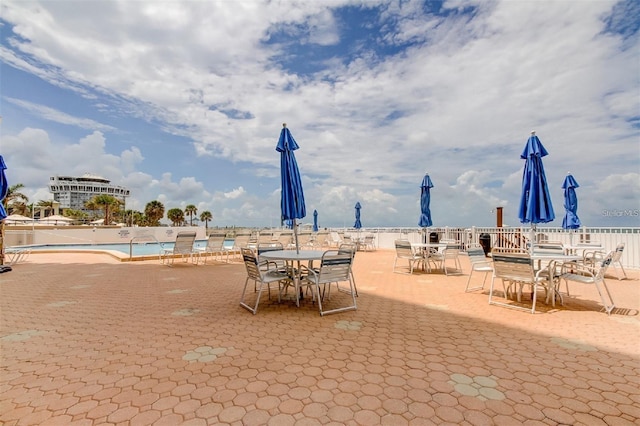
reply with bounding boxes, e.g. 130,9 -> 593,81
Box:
3,214 -> 34,224
38,214 -> 73,225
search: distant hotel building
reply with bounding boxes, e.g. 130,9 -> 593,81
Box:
48,174 -> 130,212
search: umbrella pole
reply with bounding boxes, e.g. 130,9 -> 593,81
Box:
0,221 -> 4,266
293,219 -> 300,254
529,225 -> 535,254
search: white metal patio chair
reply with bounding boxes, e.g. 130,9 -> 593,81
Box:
299,251 -> 357,316
583,243 -> 627,280
359,235 -> 376,251
161,231 -> 198,266
465,246 -> 493,292
489,253 -> 557,314
239,248 -> 293,315
441,243 -> 462,276
560,250 -> 616,315
338,243 -> 358,297
393,240 -> 423,274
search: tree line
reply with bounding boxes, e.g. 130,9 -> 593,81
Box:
3,183 -> 213,228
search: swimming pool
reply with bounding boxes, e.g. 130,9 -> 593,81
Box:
18,240 -> 236,259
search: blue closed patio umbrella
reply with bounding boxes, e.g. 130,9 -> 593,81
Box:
518,131 -> 555,249
277,123 -> 306,253
419,173 -> 433,243
0,156 -> 7,222
419,173 -> 433,227
1,155 -> 8,267
354,202 -> 362,229
562,173 -> 581,245
313,209 -> 319,232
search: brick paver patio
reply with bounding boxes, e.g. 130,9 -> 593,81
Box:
1,250 -> 639,425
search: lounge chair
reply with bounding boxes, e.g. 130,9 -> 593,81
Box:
161,231 -> 198,266
196,232 -> 230,263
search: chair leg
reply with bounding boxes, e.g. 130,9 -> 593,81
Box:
530,284 -> 538,314
615,262 -> 627,280
350,271 -> 359,297
240,277 -> 261,315
465,269 -> 487,292
488,276 -> 497,305
594,279 -> 616,315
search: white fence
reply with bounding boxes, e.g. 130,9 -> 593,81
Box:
4,225 -> 639,269
338,226 -> 639,269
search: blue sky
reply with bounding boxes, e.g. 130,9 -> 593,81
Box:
1,0 -> 638,228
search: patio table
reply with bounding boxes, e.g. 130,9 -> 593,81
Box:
531,253 -> 582,306
260,250 -> 326,307
411,242 -> 449,272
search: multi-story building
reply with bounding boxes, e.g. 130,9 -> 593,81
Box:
48,174 -> 130,213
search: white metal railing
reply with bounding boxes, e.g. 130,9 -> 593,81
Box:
329,226 -> 639,269
4,225 -> 639,269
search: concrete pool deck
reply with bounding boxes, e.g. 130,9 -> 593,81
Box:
1,250 -> 639,425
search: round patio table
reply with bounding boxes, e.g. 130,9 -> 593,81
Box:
260,250 -> 327,307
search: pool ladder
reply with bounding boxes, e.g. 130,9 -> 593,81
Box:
129,235 -> 162,261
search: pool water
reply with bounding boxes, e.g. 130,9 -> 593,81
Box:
21,240 -> 236,257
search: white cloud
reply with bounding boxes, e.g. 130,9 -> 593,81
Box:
224,187 -> 246,199
1,0 -> 637,227
5,97 -> 116,131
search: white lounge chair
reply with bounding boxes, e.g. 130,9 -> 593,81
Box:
161,232 -> 198,266
196,233 -> 230,263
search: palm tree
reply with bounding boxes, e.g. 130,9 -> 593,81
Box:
7,201 -> 29,216
131,211 -> 144,226
65,209 -> 89,223
200,211 -> 213,229
167,208 -> 185,226
144,200 -> 165,226
185,204 -> 197,226
89,195 -> 121,225
36,200 -> 55,218
5,183 -> 29,214
84,198 -> 99,221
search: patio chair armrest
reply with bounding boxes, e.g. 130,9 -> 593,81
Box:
560,262 -> 595,277
582,250 -> 605,261
259,259 -> 278,269
298,264 -> 318,281
535,260 -> 558,280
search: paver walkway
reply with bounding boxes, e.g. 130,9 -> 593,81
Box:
1,250 -> 639,425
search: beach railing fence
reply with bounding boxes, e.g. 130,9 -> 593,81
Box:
3,225 -> 638,269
